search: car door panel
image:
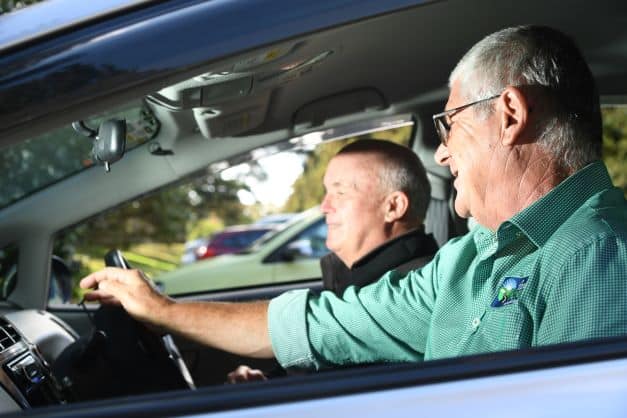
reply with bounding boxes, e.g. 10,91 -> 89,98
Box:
171,279 -> 323,386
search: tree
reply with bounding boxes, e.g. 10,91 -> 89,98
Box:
602,107 -> 627,197
0,0 -> 41,14
283,141 -> 345,212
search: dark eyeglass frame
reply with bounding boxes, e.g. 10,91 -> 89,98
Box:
432,94 -> 500,146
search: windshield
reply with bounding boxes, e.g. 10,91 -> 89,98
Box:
53,119 -> 414,302
0,100 -> 159,209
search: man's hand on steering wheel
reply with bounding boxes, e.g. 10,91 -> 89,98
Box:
80,267 -> 172,328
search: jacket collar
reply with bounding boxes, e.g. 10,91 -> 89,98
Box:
320,228 -> 438,295
506,161 -> 614,248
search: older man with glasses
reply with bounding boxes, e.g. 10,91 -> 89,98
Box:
81,25 -> 627,370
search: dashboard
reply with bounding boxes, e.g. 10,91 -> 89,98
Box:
0,310 -> 77,413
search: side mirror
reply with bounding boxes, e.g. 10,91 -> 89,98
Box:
281,239 -> 313,262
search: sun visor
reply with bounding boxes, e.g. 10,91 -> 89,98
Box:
192,92 -> 271,139
293,88 -> 387,132
147,74 -> 254,110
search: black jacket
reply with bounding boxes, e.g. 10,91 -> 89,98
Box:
320,228 -> 439,295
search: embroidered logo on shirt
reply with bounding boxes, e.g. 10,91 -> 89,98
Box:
491,276 -> 528,307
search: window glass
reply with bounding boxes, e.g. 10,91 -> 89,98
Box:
48,105 -> 627,305
0,100 -> 159,209
52,123 -> 413,304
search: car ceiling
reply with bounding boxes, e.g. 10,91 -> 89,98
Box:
2,0 -> 627,146
146,0 -> 627,184
153,0 -> 627,140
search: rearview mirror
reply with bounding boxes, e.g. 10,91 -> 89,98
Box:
94,120 -> 126,171
72,119 -> 127,172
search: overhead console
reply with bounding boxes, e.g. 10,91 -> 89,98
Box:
147,39 -> 338,139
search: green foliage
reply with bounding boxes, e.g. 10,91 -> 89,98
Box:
602,107 -> 627,197
0,128 -> 93,208
0,0 -> 41,13
186,215 -> 224,240
88,187 -> 192,248
0,101 -> 158,209
185,174 -> 253,228
283,141 -> 346,212
62,176 -> 246,233
61,242 -> 183,302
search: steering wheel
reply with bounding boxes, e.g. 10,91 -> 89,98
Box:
53,250 -> 195,402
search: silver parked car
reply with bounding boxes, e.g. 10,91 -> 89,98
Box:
159,207 -> 327,295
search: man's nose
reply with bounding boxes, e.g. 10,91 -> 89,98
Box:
320,194 -> 333,213
434,143 -> 450,166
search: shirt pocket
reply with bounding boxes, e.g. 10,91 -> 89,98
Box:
478,303 -> 532,351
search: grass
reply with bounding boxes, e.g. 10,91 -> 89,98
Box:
69,241 -> 185,302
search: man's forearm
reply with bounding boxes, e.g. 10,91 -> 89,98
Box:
154,299 -> 274,358
79,268 -> 274,358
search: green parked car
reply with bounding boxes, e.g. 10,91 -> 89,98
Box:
157,207 -> 327,295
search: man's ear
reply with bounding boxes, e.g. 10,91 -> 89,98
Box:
499,86 -> 529,146
384,191 -> 409,223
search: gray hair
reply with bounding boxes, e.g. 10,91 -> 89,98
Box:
449,25 -> 602,171
337,139 -> 430,223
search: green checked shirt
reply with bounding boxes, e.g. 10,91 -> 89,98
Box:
268,161 -> 627,369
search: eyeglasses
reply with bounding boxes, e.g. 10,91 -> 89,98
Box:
432,94 -> 500,146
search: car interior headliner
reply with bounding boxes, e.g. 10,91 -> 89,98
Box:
2,0 -> 627,143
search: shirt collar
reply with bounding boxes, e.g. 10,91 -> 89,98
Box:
506,161 -> 614,248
